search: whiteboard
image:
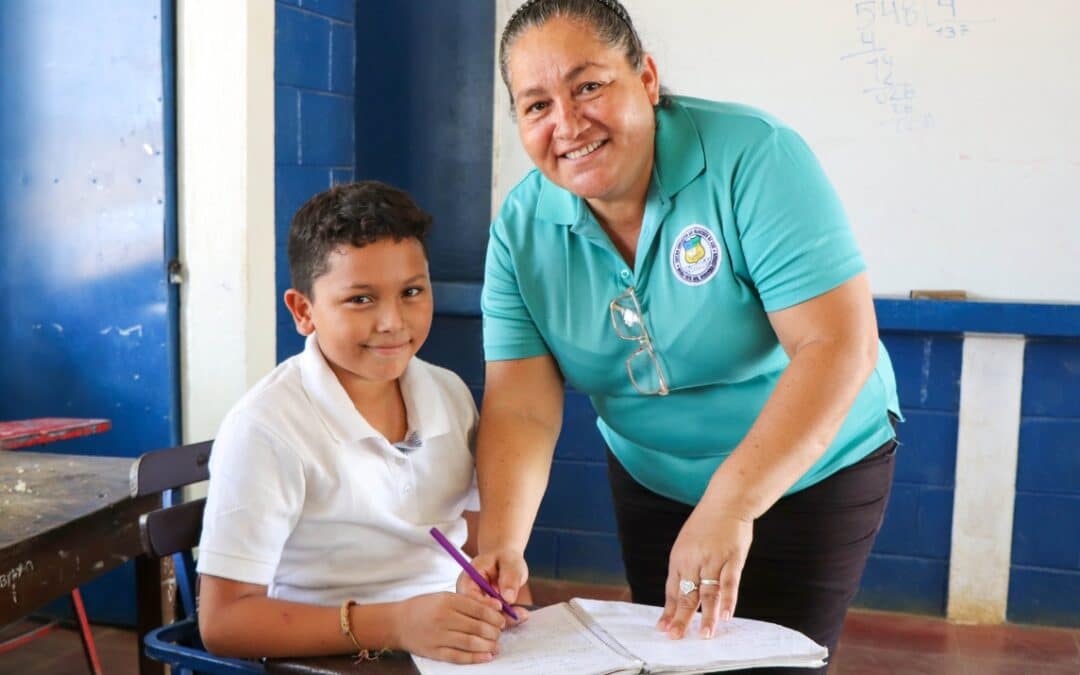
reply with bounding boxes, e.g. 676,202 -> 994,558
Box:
492,0 -> 1080,303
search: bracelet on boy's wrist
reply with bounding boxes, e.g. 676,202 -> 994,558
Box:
338,598 -> 390,662
339,599 -> 364,653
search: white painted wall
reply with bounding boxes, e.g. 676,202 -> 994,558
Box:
177,0 -> 276,445
492,0 -> 1080,303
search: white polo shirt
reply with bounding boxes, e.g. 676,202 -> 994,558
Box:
197,334 -> 479,607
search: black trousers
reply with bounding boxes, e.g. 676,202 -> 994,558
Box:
607,434 -> 897,675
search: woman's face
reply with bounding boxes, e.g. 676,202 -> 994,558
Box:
507,17 -> 660,211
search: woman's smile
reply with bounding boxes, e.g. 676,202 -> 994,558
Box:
562,139 -> 608,160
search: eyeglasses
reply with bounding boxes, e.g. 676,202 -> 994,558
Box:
609,286 -> 670,396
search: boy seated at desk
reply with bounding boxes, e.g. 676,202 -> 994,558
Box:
197,181 -> 526,664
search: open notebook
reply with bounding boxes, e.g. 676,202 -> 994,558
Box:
413,598 -> 827,674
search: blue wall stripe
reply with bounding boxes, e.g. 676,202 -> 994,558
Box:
875,298 -> 1080,338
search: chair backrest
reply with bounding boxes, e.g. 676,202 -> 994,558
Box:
129,439 -> 212,497
130,440 -> 212,560
133,440 -> 264,673
141,498 -> 207,559
131,440 -> 214,620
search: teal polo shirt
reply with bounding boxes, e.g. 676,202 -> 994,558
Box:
483,95 -> 900,505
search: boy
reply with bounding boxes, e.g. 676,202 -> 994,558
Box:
197,181 -> 516,664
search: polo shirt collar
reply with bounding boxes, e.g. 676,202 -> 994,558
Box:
298,334 -> 450,446
398,356 -> 451,445
652,98 -> 706,200
535,178 -> 582,225
533,98 -> 705,225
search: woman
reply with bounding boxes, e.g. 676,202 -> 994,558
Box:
466,0 -> 901,668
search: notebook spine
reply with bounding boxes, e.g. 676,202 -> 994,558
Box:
566,599 -> 643,664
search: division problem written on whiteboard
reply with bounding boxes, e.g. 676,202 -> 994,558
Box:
842,1 -> 995,133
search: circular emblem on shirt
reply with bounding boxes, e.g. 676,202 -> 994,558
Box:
670,224 -> 721,286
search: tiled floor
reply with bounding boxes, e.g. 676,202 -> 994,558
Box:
0,620 -> 138,674
3,581 -> 1078,674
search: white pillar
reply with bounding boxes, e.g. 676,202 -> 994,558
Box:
176,0 -> 276,444
947,334 -> 1025,623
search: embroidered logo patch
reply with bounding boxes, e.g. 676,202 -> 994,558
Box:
670,224 -> 721,286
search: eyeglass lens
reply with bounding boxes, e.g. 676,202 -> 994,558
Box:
627,345 -> 665,395
611,292 -> 644,339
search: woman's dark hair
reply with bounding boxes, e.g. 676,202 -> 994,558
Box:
499,0 -> 645,105
287,180 -> 431,298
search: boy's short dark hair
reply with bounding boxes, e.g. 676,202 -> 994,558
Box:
287,180 -> 432,297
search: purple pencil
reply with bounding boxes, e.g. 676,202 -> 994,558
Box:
430,526 -> 520,620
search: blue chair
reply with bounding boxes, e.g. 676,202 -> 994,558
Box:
132,441 -> 264,674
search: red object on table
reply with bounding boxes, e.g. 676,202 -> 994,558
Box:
0,417 -> 111,675
0,417 -> 111,451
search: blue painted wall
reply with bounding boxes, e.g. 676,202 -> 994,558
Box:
854,333 -> 961,615
354,1 -> 495,283
275,0 -> 356,361
422,311 -> 627,583
1008,339 -> 1080,627
0,0 -> 178,625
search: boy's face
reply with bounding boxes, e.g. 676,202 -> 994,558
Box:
285,238 -> 433,393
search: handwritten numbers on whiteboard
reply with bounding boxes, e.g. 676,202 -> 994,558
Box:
844,0 -> 990,132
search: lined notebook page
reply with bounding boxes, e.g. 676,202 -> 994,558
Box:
412,602 -> 641,675
571,599 -> 827,672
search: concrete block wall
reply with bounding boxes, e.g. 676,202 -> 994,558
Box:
855,333 -> 962,615
1008,339 -> 1080,626
274,0 -> 356,361
420,316 -> 627,585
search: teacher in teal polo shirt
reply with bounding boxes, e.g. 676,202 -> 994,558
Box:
465,1 -> 901,669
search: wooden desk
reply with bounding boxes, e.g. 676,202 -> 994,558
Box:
0,451 -> 163,674
0,418 -> 112,451
267,652 -> 419,674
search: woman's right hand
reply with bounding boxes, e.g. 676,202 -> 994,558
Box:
391,591 -> 506,664
458,549 -> 530,607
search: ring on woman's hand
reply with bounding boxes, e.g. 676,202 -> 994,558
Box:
699,579 -> 720,586
679,579 -> 698,595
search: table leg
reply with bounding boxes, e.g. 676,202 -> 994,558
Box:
135,554 -> 165,675
71,589 -> 104,675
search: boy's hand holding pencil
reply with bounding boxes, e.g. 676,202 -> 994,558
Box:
390,591 -> 508,664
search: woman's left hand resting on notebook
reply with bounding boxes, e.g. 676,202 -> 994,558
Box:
198,575 -> 511,663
